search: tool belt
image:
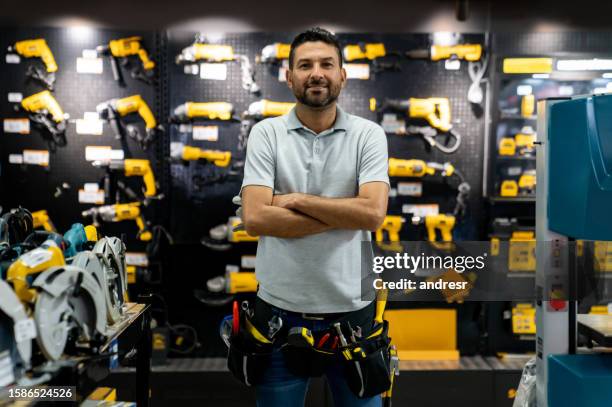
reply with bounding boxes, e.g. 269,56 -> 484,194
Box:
222,296 -> 398,399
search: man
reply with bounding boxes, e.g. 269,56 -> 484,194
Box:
241,27 -> 389,406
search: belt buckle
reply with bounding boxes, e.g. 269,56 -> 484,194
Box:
301,313 -> 326,321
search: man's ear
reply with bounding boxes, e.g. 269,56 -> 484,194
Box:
340,67 -> 347,88
285,68 -> 293,90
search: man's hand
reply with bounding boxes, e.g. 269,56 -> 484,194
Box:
271,193 -> 306,210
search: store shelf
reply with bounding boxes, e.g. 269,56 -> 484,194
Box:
496,156 -> 536,161
499,112 -> 537,121
488,197 -> 536,204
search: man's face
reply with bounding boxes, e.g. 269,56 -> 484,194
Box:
287,41 -> 346,109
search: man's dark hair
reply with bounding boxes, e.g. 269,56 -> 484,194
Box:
289,27 -> 343,69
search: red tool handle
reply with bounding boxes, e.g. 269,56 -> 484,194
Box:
232,301 -> 239,335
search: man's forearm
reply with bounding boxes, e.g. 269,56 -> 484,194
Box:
245,205 -> 332,238
292,195 -> 383,231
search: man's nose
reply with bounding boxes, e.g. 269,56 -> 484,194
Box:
309,63 -> 324,79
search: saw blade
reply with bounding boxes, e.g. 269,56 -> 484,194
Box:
92,238 -> 125,324
0,279 -> 32,374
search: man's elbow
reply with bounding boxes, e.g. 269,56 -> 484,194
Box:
365,207 -> 387,232
243,213 -> 262,237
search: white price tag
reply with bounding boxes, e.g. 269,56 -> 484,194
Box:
8,154 -> 23,164
517,85 -> 533,96
23,149 -> 49,166
184,64 -> 199,75
397,182 -> 423,197
75,116 -> 104,135
558,86 -> 574,96
85,146 -> 123,161
0,352 -> 14,388
508,166 -> 522,176
402,204 -> 439,217
225,264 -> 240,273
76,57 -> 103,74
8,92 -> 23,103
179,124 -> 192,133
3,118 -> 30,134
445,59 -> 461,70
278,59 -> 289,82
84,183 -> 99,192
6,54 -> 20,64
82,49 -> 98,59
200,63 -> 227,80
126,252 -> 149,267
345,63 -> 370,80
241,255 -> 256,269
14,318 -> 37,342
20,248 -> 53,268
192,125 -> 219,141
78,189 -> 105,204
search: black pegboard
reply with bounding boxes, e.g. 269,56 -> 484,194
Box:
0,26 -> 162,250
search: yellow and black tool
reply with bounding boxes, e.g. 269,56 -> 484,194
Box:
170,142 -> 231,167
405,43 -> 482,62
518,170 -> 536,195
92,159 -> 157,199
8,38 -> 57,89
176,36 -> 259,93
258,43 -> 291,63
375,216 -> 404,252
521,94 -> 536,118
82,202 -> 152,241
21,90 -> 67,149
288,327 -> 315,348
96,36 -> 155,85
6,239 -> 65,304
239,100 -> 295,150
499,132 -> 536,157
411,214 -> 456,243
96,95 -> 161,150
372,97 -> 461,153
342,43 -> 400,73
500,180 -> 519,197
31,210 -> 56,232
171,102 -> 235,122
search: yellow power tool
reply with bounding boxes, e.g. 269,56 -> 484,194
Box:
171,102 -> 234,122
8,38 -> 57,89
96,36 -> 155,85
82,202 -> 152,241
406,44 -> 482,62
372,97 -> 461,153
411,214 -> 456,243
170,143 -> 232,167
31,210 -> 56,232
239,100 -> 295,149
388,158 -> 455,178
92,159 -> 157,198
6,239 -> 65,304
21,90 -> 67,149
96,95 -> 161,150
342,43 -> 400,72
375,216 -> 404,252
258,43 -> 291,63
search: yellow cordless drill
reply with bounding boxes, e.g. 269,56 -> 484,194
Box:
171,102 -> 235,122
375,215 -> 404,252
8,38 -> 57,90
21,90 -> 67,149
342,42 -> 400,72
96,36 -> 155,85
258,43 -> 291,63
96,95 -> 161,150
92,159 -> 157,199
82,202 -> 152,241
410,214 -> 456,245
31,210 -> 56,232
170,142 -> 232,167
239,100 -> 295,149
405,43 -> 482,62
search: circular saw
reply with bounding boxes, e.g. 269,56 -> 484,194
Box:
0,279 -> 32,383
32,265 -> 107,361
90,237 -> 127,324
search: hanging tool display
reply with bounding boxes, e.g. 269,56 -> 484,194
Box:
63,223 -> 98,257
82,202 -> 152,241
31,210 -> 56,232
176,35 -> 259,94
375,215 -> 405,252
201,216 -> 258,250
170,142 -> 232,167
372,97 -> 461,153
7,38 -> 58,90
194,270 -> 258,306
405,43 -> 482,62
498,129 -> 536,157
239,99 -> 295,150
170,102 -> 235,122
92,159 -> 158,201
388,158 -> 471,218
96,36 -> 155,85
342,42 -> 401,73
411,214 -> 457,243
96,95 -> 162,150
20,90 -> 67,150
257,43 -> 291,64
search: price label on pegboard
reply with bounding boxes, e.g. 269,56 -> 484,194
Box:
3,118 -> 30,134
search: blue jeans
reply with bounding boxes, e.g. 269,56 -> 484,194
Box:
255,304 -> 381,407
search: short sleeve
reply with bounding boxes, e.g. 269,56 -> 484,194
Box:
358,125 -> 390,186
240,123 -> 275,194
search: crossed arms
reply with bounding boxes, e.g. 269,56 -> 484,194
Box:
241,182 -> 389,238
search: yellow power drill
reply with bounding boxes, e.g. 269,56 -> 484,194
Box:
342,43 -> 400,72
7,38 -> 57,90
388,158 -> 456,178
372,97 -> 461,154
82,202 -> 152,241
239,99 -> 295,149
31,210 -> 56,232
96,95 -> 161,150
92,159 -> 157,199
96,36 -> 155,85
258,43 -> 291,63
171,102 -> 235,122
405,44 -> 482,62
170,142 -> 232,167
375,215 -> 404,252
6,239 -> 65,304
21,90 -> 67,149
175,36 -> 259,93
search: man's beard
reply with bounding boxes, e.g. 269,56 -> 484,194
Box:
294,80 -> 341,108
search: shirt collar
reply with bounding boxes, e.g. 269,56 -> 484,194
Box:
286,105 -> 349,132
